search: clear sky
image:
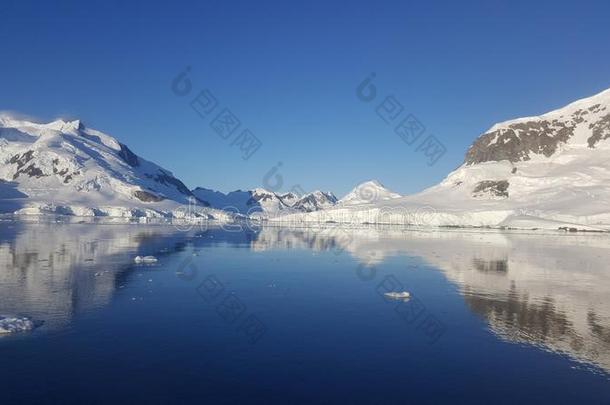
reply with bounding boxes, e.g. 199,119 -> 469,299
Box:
2,0 -> 610,197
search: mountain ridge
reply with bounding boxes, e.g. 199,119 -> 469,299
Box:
191,186 -> 338,215
3,85 -> 610,229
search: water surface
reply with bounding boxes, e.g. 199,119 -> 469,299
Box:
1,220 -> 609,403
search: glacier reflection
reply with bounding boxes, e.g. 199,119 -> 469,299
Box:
1,221 -> 609,375
0,220 -> 190,331
253,226 -> 610,374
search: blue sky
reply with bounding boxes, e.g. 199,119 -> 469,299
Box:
2,0 -> 610,197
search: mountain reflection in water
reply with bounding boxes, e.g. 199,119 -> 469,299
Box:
1,220 -> 609,376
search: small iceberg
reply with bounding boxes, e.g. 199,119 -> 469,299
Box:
0,316 -> 35,334
134,255 -> 158,264
384,291 -> 411,300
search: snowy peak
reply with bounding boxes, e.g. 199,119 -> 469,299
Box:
0,114 -> 202,216
338,180 -> 401,205
47,118 -> 84,133
412,86 -> 610,223
247,188 -> 290,213
465,87 -> 610,165
292,190 -> 338,212
277,192 -> 299,206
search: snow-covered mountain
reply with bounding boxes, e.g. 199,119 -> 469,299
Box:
0,114 -> 227,219
277,191 -> 299,207
292,190 -> 338,212
192,187 -> 337,215
338,180 -> 401,205
192,187 -> 292,215
5,85 -> 610,229
273,87 -> 610,230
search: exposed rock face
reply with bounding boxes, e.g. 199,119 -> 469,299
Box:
472,180 -> 509,199
292,191 -> 338,212
247,189 -> 277,205
133,190 -> 164,202
147,170 -> 193,197
464,99 -> 609,165
8,151 -> 83,183
588,113 -> 610,147
191,187 -> 337,215
10,151 -> 47,180
465,120 -> 575,164
277,192 -> 298,206
9,150 -> 35,168
51,158 -> 80,184
15,164 -> 45,179
118,143 -> 139,167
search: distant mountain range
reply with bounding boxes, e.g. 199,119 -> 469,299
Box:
192,181 -> 406,215
3,85 -> 610,230
191,187 -> 338,215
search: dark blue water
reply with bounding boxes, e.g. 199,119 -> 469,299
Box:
1,221 -> 609,404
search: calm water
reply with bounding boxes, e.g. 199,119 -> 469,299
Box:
1,219 -> 610,404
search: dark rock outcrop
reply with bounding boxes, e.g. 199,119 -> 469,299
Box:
118,143 -> 139,167
9,150 -> 35,169
465,120 -> 574,165
10,150 -> 47,180
147,170 -> 193,197
587,113 -> 610,147
247,191 -> 276,205
464,101 -> 609,165
133,190 -> 165,202
292,192 -> 338,212
472,180 -> 509,198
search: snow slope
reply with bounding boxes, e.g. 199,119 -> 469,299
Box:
0,115 -> 229,220
272,87 -> 610,230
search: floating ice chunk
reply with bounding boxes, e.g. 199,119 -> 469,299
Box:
384,291 -> 411,299
134,255 -> 158,264
0,316 -> 35,334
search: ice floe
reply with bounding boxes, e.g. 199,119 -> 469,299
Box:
0,316 -> 35,334
134,255 -> 158,263
384,291 -> 411,299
